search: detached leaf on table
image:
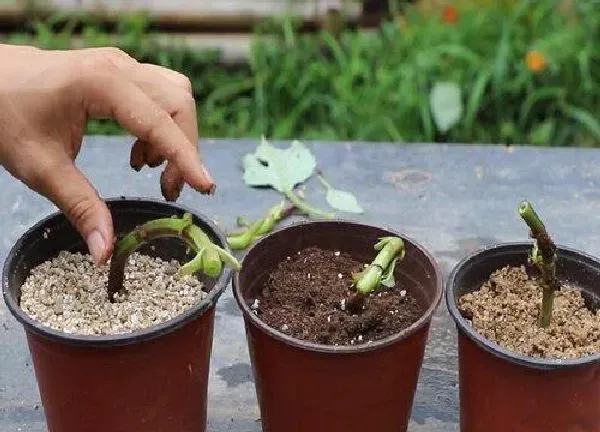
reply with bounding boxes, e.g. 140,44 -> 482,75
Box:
317,170 -> 363,214
243,138 -> 316,193
241,137 -> 334,219
325,187 -> 363,214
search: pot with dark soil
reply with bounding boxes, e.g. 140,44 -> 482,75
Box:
233,220 -> 443,432
446,201 -> 600,432
3,197 -> 238,432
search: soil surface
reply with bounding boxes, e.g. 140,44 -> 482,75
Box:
20,251 -> 206,335
459,265 -> 600,360
253,247 -> 424,346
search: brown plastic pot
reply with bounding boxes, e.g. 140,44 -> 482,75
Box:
233,220 -> 443,432
446,243 -> 600,432
3,197 -> 233,432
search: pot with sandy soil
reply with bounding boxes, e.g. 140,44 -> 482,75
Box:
233,220 -> 443,432
3,197 -> 237,432
446,202 -> 600,432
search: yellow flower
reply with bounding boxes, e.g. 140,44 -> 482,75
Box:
526,50 -> 547,73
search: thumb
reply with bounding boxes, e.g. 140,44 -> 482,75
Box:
28,160 -> 114,265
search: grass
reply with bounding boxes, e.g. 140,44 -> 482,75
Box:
7,0 -> 600,146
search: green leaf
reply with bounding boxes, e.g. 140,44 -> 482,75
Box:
381,257 -> 399,288
563,105 -> 600,140
243,138 -> 316,193
325,187 -> 363,214
430,82 -> 463,134
528,121 -> 555,146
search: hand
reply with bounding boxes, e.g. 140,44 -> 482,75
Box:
0,44 -> 215,264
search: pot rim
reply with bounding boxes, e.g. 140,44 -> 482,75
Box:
233,219 -> 444,354
2,196 -> 233,348
446,242 -> 600,370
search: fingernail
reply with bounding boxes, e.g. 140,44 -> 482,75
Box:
86,230 -> 106,265
201,165 -> 215,191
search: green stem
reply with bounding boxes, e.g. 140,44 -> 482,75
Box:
519,201 -> 555,258
518,201 -> 560,328
347,237 -> 405,314
284,190 -> 334,219
355,237 -> 405,295
539,286 -> 555,328
227,201 -> 295,250
107,213 -> 240,301
316,169 -> 332,190
355,266 -> 384,295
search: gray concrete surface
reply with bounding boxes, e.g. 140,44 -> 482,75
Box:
2,138 -> 600,431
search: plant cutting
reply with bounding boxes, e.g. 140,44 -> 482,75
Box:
2,198 -> 234,432
518,201 -> 560,328
108,212 -> 239,299
227,201 -> 295,250
446,201 -> 600,432
227,138 -> 362,250
347,236 -> 405,313
233,220 -> 443,432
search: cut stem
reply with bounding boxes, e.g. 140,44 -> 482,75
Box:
227,201 -> 296,250
347,237 -> 405,314
107,213 -> 240,301
356,237 -> 405,295
284,190 -> 334,219
518,201 -> 560,327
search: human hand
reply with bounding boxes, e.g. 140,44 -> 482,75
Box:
0,44 -> 215,264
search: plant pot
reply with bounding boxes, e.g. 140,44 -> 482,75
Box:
3,197 -> 233,432
233,220 -> 443,432
446,243 -> 600,432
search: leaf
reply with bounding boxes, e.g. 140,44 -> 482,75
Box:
243,138 -> 316,193
563,105 -> 600,140
429,82 -> 463,133
316,170 -> 362,214
325,188 -> 363,214
381,257 -> 399,288
528,121 -> 555,146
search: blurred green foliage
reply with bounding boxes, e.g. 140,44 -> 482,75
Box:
7,0 -> 600,145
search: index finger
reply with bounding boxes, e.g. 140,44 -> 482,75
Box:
82,69 -> 215,195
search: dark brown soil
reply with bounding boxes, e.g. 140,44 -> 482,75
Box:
253,247 -> 424,346
459,265 -> 600,360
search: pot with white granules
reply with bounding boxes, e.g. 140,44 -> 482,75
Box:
2,197 -> 232,432
446,243 -> 600,432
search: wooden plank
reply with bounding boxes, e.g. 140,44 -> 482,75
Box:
0,0 -> 362,29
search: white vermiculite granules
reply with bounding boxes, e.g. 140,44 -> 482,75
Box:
20,251 -> 206,335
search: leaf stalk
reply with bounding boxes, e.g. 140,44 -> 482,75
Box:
284,190 -> 334,219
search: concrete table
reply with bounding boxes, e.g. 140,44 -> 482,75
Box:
2,138 -> 600,431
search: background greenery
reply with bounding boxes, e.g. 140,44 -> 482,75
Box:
8,0 -> 600,146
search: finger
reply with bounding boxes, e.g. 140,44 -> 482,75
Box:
146,148 -> 166,168
161,162 -> 185,201
160,169 -> 182,202
27,156 -> 114,265
82,70 -> 215,194
131,138 -> 166,169
130,138 -> 146,171
140,63 -> 193,93
129,65 -> 203,197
